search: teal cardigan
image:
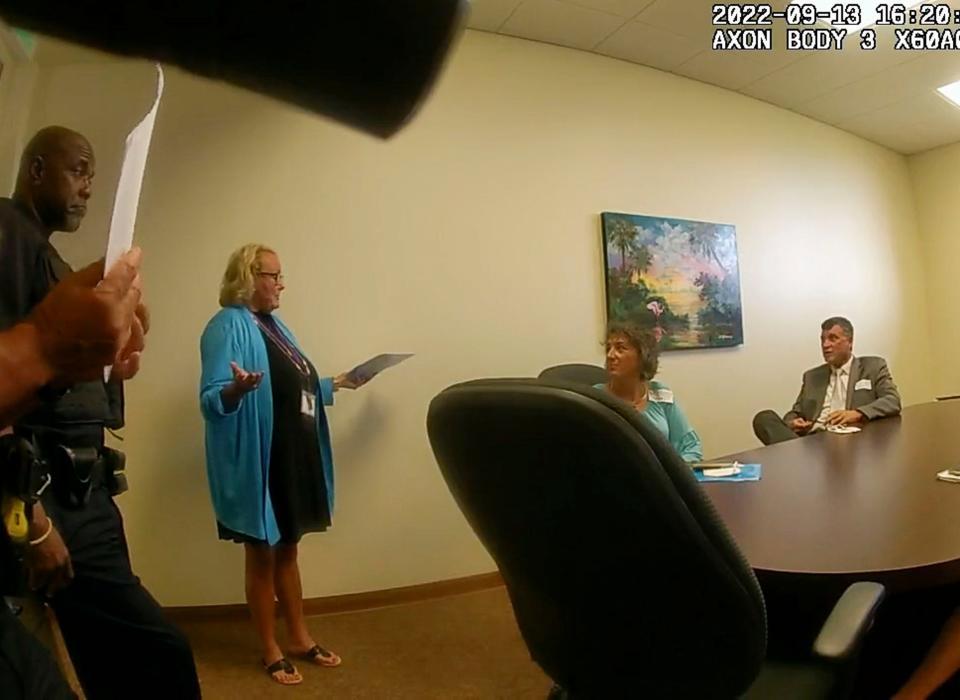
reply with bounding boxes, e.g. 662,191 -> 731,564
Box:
199,306 -> 335,545
597,380 -> 703,463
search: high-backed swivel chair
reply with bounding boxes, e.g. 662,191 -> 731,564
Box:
427,379 -> 884,699
538,364 -> 607,386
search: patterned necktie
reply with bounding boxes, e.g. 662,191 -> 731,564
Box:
829,369 -> 845,413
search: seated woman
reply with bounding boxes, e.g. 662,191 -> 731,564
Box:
598,323 -> 703,463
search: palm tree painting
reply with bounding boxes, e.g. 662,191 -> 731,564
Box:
601,212 -> 743,350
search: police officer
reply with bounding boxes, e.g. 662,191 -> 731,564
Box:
0,247 -> 145,425
0,126 -> 199,699
0,251 -> 144,700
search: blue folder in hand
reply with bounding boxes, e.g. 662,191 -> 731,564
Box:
693,463 -> 762,483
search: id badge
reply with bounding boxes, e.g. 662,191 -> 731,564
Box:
301,390 -> 316,418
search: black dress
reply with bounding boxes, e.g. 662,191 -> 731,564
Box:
218,313 -> 331,544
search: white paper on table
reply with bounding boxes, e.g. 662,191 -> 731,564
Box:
701,467 -> 740,478
826,425 -> 862,434
104,64 -> 164,380
346,353 -> 414,384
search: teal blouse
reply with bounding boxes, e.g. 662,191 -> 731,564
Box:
598,380 -> 703,462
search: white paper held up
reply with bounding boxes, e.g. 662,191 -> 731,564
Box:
104,63 -> 164,271
103,64 -> 164,381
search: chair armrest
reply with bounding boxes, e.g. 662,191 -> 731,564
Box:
812,581 -> 885,661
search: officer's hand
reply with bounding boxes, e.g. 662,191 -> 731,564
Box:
26,515 -> 74,597
111,301 -> 150,381
30,248 -> 144,385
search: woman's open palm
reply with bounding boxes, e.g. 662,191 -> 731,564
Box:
230,361 -> 263,394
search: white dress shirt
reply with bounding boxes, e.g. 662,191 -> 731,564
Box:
814,356 -> 853,428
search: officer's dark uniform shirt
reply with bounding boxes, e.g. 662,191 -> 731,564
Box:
0,197 -> 132,584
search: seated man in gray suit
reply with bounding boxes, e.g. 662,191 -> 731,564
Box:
753,316 -> 901,445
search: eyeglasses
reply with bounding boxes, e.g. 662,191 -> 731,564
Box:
257,271 -> 284,284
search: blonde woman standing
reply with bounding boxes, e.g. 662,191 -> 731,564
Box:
199,244 -> 364,685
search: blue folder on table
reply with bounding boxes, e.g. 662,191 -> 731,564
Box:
694,463 -> 762,483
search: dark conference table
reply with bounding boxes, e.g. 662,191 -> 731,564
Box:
704,401 -> 960,592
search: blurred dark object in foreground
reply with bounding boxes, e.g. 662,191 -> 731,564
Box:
0,0 -> 468,138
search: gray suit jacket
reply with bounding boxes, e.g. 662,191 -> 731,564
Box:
783,356 -> 901,423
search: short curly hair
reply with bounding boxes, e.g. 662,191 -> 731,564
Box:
218,243 -> 276,307
606,322 -> 659,381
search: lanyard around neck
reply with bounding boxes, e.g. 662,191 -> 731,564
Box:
252,314 -> 310,378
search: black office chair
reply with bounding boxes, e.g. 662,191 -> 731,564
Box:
538,363 -> 607,386
427,379 -> 884,699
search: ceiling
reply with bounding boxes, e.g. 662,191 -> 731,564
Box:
469,0 -> 960,154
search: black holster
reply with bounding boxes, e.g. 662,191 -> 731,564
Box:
0,435 -> 50,508
103,447 -> 128,497
46,445 -> 127,509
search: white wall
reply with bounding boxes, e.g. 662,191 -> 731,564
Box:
23,30 -> 935,605
909,142 -> 960,397
0,24 -> 36,196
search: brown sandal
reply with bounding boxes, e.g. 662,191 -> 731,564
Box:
264,657 -> 303,685
296,644 -> 342,667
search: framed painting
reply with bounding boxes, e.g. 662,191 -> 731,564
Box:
601,211 -> 744,350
